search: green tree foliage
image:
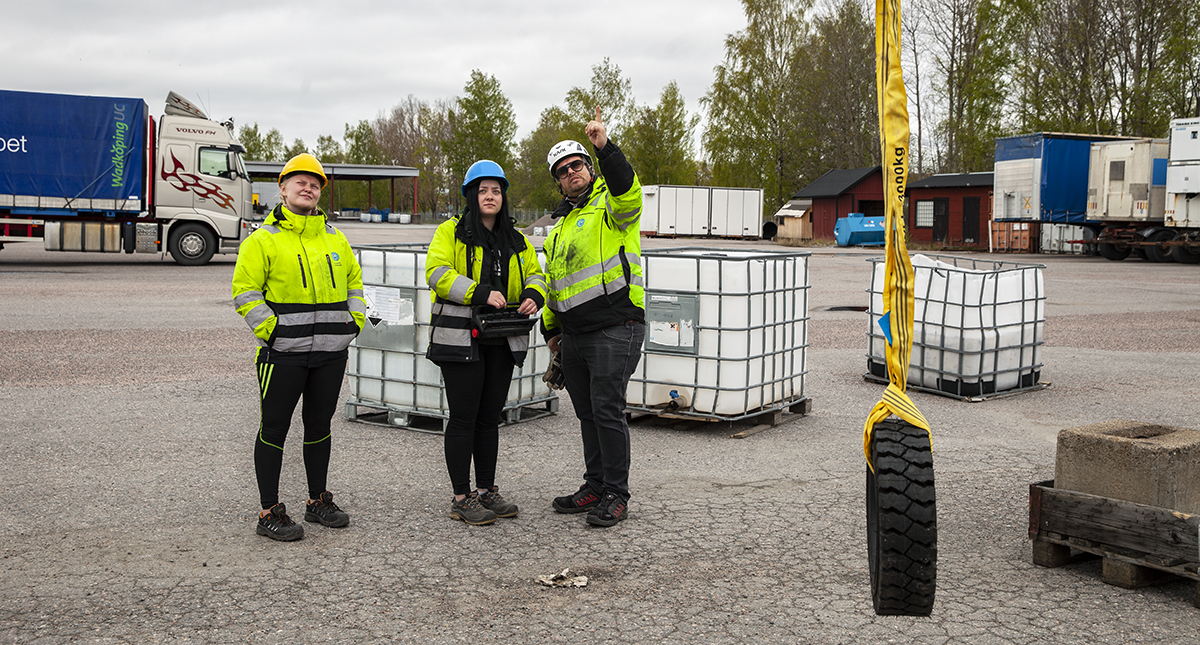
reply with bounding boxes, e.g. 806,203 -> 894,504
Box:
511,106 -> 579,211
921,0 -> 1011,172
794,0 -> 877,176
445,70 -> 518,201
314,135 -> 344,164
623,81 -> 701,186
237,123 -> 284,161
282,138 -> 308,160
703,0 -> 814,211
564,58 -> 637,143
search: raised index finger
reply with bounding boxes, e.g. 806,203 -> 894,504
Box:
594,106 -> 602,124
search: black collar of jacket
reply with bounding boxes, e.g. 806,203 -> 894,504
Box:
551,177 -> 598,219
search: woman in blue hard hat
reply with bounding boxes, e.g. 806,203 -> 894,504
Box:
425,160 -> 546,525
232,153 -> 367,541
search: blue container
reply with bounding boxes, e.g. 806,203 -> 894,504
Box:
834,212 -> 885,247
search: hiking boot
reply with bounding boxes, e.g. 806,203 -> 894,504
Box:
449,492 -> 497,526
257,503 -> 304,541
305,491 -> 350,528
478,486 -> 519,518
551,483 -> 602,514
586,492 -> 628,527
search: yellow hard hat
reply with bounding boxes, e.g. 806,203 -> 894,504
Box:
279,153 -> 327,188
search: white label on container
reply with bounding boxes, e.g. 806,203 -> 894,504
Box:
648,319 -> 695,348
650,294 -> 679,303
363,285 -> 414,325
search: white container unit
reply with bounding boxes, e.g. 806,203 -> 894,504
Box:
640,185 -> 764,238
1085,138 -> 1168,223
866,254 -> 1045,399
347,244 -> 556,430
1166,117 -> 1200,228
627,248 -> 810,419
709,187 -> 764,238
1040,223 -> 1095,255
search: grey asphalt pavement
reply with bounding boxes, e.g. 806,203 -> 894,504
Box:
1,224 -> 1198,644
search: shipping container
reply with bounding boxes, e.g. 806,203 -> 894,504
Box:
1085,139 -> 1168,224
640,185 -> 763,238
993,132 -> 1131,224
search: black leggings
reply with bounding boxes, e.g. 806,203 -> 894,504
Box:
254,358 -> 346,509
440,343 -> 516,496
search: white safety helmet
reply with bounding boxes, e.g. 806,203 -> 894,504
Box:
546,140 -> 591,178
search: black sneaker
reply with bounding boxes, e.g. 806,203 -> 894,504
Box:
478,486 -> 519,518
449,493 -> 497,526
552,483 -> 602,514
586,492 -> 628,527
257,503 -> 304,541
305,491 -> 350,528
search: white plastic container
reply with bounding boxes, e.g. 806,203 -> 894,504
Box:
347,244 -> 556,428
397,213 -> 412,224
627,248 -> 809,418
866,254 -> 1045,398
1040,223 -> 1095,255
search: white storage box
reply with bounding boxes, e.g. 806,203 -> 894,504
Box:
627,248 -> 809,419
347,244 -> 556,430
866,254 -> 1045,399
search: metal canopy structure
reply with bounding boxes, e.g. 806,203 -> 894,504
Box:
245,161 -> 421,213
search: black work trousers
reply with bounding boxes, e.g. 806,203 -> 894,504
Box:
254,357 -> 346,509
439,343 -> 516,496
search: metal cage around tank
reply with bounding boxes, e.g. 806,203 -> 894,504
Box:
344,243 -> 558,433
865,254 -> 1047,400
626,247 -> 811,424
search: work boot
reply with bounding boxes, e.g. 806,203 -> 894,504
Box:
257,503 -> 304,541
478,486 -> 519,518
551,483 -> 602,514
305,491 -> 350,528
449,492 -> 497,526
586,491 -> 629,527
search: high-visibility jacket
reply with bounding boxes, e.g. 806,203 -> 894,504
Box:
232,204 -> 366,365
542,144 -> 644,337
425,216 -> 547,366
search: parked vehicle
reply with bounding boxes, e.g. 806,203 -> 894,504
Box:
0,89 -> 255,265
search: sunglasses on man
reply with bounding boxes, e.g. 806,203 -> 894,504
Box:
554,159 -> 588,180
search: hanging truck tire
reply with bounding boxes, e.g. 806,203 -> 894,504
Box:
866,418 -> 937,616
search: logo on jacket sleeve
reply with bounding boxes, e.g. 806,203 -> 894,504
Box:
576,218 -> 585,228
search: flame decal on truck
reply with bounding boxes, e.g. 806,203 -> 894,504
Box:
160,150 -> 236,211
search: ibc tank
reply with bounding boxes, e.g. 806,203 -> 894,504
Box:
627,248 -> 810,419
347,244 -> 556,430
866,254 -> 1045,398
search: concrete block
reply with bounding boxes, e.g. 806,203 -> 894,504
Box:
1101,558 -> 1174,589
1054,420 -> 1200,514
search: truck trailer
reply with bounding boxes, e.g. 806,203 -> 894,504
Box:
0,89 -> 255,265
1086,120 -> 1200,263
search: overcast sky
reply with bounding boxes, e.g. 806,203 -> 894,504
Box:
7,1 -> 748,157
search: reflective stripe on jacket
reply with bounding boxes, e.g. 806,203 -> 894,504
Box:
541,170 -> 644,337
425,216 -> 547,366
231,204 -> 366,361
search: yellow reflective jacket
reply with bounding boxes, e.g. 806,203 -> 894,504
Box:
231,204 -> 366,364
425,216 -> 547,365
542,147 -> 644,337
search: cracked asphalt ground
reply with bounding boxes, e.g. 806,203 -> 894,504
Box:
1,227 -> 1198,644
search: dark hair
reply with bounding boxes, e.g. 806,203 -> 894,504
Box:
457,179 -> 524,252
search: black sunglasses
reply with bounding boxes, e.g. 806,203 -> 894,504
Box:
554,159 -> 587,179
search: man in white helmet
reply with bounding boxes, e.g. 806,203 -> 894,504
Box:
541,107 -> 645,527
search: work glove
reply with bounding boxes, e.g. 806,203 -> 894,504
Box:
542,352 -> 566,390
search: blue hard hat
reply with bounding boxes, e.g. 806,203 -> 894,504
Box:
461,160 -> 509,196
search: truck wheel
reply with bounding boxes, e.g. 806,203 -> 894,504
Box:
168,223 -> 216,266
1097,242 -> 1130,261
867,418 -> 937,616
1144,229 -> 1177,263
1170,242 -> 1200,264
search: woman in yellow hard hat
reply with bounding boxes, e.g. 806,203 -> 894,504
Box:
231,153 -> 367,541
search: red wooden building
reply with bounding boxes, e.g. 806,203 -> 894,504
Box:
906,172 -> 993,250
790,167 -> 883,241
